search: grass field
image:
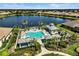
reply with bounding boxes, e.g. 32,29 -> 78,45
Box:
0,49 -> 9,56
64,43 -> 79,56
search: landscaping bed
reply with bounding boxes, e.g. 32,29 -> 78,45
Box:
42,53 -> 63,56
42,25 -> 79,56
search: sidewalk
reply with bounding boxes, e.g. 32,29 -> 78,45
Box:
36,39 -> 71,56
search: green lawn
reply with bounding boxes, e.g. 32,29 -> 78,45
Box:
64,43 -> 79,56
0,49 -> 9,56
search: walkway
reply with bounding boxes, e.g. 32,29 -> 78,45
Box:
36,39 -> 71,56
0,34 -> 13,52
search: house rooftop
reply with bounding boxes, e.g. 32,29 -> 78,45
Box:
62,21 -> 79,28
0,27 -> 12,40
17,38 -> 32,43
46,23 -> 58,30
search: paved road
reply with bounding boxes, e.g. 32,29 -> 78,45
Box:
36,39 -> 71,56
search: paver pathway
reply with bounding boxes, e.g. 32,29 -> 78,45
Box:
36,39 -> 71,56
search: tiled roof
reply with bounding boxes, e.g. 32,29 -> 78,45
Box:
62,21 -> 79,28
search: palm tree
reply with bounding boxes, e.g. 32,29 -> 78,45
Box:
22,20 -> 28,29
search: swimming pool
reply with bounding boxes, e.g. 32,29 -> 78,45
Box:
25,31 -> 45,39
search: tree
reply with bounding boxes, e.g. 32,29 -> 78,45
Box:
71,33 -> 77,41
22,20 -> 28,29
59,41 -> 67,48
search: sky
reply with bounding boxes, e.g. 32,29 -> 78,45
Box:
0,3 -> 79,9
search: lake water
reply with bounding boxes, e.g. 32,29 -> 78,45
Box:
0,16 -> 69,28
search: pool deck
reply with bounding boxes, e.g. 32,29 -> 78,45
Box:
16,28 -> 51,45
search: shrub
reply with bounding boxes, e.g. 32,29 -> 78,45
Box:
76,47 -> 79,53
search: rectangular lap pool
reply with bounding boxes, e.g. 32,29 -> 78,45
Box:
25,31 -> 45,39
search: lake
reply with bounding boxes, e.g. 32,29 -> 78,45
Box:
0,16 -> 69,28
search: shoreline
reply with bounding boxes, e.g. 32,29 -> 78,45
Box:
0,27 -> 13,29
0,10 -> 79,20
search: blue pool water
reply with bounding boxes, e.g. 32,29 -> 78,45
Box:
26,31 -> 44,39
